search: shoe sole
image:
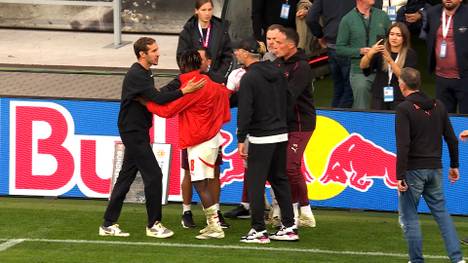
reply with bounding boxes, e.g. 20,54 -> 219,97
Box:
98,233 -> 130,237
240,239 -> 270,244
146,231 -> 174,239
237,215 -> 251,219
195,232 -> 225,240
270,237 -> 299,241
99,228 -> 130,237
181,220 -> 196,229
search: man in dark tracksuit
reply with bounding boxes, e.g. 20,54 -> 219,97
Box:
395,67 -> 464,263
99,37 -> 203,238
274,27 -> 316,228
234,37 -> 297,244
423,0 -> 468,113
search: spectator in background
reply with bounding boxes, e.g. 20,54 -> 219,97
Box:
381,0 -> 408,22
252,0 -> 310,42
274,28 -> 316,228
360,22 -> 417,110
336,0 -> 391,109
460,129 -> 468,246
177,0 -> 233,81
306,0 -> 356,108
423,0 -> 468,114
296,0 -> 315,54
395,67 -> 464,263
395,0 -> 440,36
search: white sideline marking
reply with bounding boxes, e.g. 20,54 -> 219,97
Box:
0,239 -> 25,252
9,238 -> 447,260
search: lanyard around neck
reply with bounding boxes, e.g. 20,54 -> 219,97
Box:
198,22 -> 211,48
357,8 -> 372,46
442,10 -> 452,40
388,53 -> 400,85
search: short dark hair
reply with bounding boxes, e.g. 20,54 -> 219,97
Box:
195,0 -> 213,9
400,67 -> 421,90
267,24 -> 285,32
278,27 -> 299,47
178,49 -> 202,73
133,37 -> 155,59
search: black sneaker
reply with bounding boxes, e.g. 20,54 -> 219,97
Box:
223,205 -> 250,219
218,210 -> 231,228
181,211 -> 196,228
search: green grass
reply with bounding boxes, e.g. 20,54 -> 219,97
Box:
0,197 -> 467,262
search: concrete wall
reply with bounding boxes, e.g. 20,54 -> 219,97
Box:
0,0 -> 224,34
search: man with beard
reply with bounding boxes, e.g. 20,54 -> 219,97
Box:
423,0 -> 468,113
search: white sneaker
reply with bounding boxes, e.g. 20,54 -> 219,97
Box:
457,260 -> 466,263
99,224 -> 130,237
195,225 -> 224,240
146,222 -> 174,238
240,229 -> 270,244
299,214 -> 316,228
269,225 -> 299,241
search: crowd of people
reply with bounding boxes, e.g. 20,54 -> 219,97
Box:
97,0 -> 468,261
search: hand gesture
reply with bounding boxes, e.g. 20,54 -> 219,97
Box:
448,168 -> 460,183
134,96 -> 148,106
181,77 -> 206,95
368,39 -> 385,56
296,8 -> 308,19
405,12 -> 422,23
382,49 -> 393,64
459,130 -> 468,142
238,143 -> 248,160
397,180 -> 408,192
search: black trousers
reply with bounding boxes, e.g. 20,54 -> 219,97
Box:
435,76 -> 468,114
103,131 -> 163,227
245,141 -> 294,231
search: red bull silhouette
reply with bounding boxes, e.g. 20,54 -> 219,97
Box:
218,130 -> 245,187
319,133 -> 398,192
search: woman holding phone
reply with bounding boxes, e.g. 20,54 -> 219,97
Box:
360,22 -> 417,110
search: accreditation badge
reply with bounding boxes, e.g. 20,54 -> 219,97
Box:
280,3 -> 290,19
383,86 -> 394,102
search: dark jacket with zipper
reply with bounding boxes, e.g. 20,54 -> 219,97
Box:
237,61 -> 289,143
395,91 -> 458,180
424,3 -> 468,78
274,49 -> 316,132
118,63 -> 183,134
177,15 -> 233,80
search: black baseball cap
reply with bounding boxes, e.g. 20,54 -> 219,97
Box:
232,37 -> 260,54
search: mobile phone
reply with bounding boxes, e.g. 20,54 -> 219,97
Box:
376,35 -> 386,45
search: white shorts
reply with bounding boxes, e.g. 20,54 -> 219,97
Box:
187,133 -> 222,182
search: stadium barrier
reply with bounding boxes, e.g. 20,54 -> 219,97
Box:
1,96 -> 467,214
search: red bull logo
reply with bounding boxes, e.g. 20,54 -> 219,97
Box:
302,116 -> 397,200
218,130 -> 245,188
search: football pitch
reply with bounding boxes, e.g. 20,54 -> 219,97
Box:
0,197 -> 467,262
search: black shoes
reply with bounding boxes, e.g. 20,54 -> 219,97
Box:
223,205 -> 251,219
181,211 -> 196,228
218,210 -> 231,228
